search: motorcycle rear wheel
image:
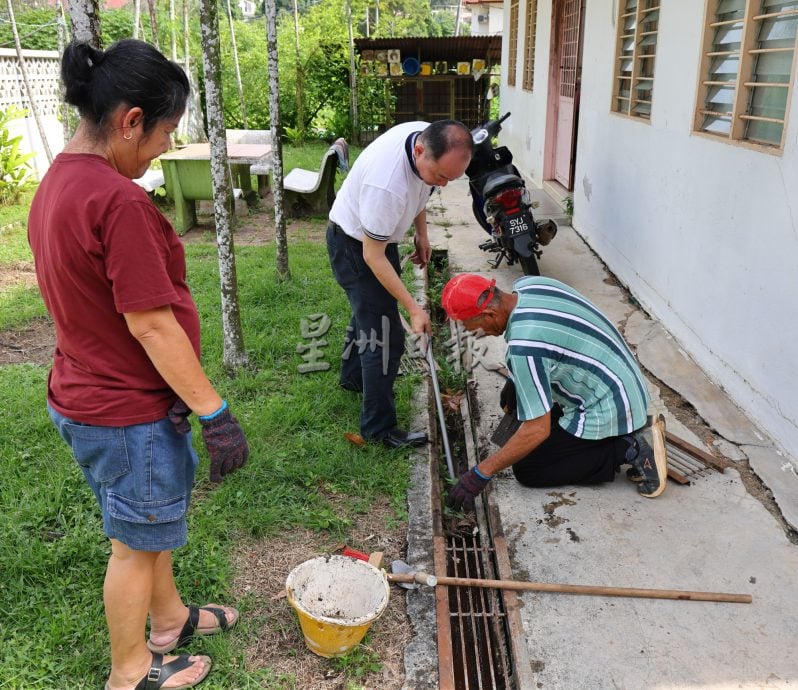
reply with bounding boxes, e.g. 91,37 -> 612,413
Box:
519,253 -> 540,276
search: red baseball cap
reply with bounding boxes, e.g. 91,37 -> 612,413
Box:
441,274 -> 497,321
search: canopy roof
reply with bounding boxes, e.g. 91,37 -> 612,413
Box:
354,36 -> 502,64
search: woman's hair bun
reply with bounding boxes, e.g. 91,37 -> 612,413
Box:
61,43 -> 106,111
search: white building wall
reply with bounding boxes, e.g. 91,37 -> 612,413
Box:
503,1 -> 798,459
499,0 -> 553,183
469,2 -> 504,35
488,5 -> 504,34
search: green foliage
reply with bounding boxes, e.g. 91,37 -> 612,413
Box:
0,188 -> 33,233
369,0 -> 438,38
0,107 -> 36,207
275,0 -> 352,135
563,196 -> 574,220
218,17 -> 270,129
102,8 -> 136,44
329,641 -> 383,677
0,7 -> 59,51
283,124 -> 305,146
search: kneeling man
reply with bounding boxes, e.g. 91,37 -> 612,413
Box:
441,274 -> 667,511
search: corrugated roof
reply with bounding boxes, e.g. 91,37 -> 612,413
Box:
354,36 -> 501,63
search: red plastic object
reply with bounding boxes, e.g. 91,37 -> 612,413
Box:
342,546 -> 369,561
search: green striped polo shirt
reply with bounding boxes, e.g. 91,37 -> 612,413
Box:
505,276 -> 650,440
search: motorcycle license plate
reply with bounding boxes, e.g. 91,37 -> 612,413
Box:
503,213 -> 532,237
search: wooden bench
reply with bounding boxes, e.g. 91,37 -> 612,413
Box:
283,138 -> 348,217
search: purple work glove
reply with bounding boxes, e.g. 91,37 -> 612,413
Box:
447,468 -> 491,512
199,403 -> 250,483
167,398 -> 192,435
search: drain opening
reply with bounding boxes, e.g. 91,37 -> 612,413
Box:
427,250 -> 519,690
446,535 -> 513,689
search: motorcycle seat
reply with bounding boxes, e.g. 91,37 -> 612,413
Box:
483,173 -> 524,198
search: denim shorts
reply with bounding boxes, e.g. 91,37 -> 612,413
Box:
48,405 -> 199,552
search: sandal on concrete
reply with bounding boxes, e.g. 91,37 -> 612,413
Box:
104,652 -> 211,690
147,605 -> 239,654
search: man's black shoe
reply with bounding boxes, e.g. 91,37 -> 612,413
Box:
382,428 -> 428,449
339,381 -> 363,393
625,414 -> 667,498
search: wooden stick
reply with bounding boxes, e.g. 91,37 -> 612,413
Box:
386,572 -> 752,604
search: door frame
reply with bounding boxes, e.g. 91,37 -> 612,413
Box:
543,0 -> 586,190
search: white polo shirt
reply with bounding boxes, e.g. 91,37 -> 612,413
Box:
330,121 -> 433,244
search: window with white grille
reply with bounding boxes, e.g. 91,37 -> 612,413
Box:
522,0 -> 538,91
612,0 -> 660,120
695,0 -> 798,149
508,0 -> 520,87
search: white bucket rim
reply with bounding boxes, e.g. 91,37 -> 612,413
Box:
285,555 -> 390,627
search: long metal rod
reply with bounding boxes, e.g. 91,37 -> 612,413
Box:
388,572 -> 752,604
427,342 -> 455,479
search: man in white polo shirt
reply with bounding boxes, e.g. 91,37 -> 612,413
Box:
327,120 -> 472,448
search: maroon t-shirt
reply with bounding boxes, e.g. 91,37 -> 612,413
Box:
28,153 -> 201,426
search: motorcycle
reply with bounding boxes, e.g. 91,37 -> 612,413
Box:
465,112 -> 557,276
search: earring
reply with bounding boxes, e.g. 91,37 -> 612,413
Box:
123,131 -> 133,140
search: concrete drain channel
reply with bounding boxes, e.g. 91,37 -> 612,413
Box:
425,251 -> 530,690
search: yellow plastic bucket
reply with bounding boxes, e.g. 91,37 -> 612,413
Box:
286,555 -> 390,658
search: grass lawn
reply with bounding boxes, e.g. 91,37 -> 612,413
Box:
0,146 -> 426,688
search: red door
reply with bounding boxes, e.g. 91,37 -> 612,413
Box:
551,0 -> 584,189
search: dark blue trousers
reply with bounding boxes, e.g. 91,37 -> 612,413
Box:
327,222 -> 405,440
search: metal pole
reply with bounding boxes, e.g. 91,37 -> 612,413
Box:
427,343 -> 455,480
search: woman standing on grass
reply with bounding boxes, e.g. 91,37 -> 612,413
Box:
27,39 -> 249,690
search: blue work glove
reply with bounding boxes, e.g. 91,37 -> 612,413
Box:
167,398 -> 192,435
499,378 -> 517,414
199,401 -> 249,483
447,468 -> 491,512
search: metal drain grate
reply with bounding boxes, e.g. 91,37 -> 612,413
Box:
666,432 -> 731,483
445,534 -> 513,689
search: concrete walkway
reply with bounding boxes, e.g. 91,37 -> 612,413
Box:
424,178 -> 798,689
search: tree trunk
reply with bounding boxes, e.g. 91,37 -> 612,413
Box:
346,0 -> 359,145
132,0 -> 141,39
66,0 -> 101,47
182,0 -> 189,73
265,0 -> 289,281
147,0 -> 160,50
7,0 -> 54,164
57,0 -> 72,142
169,0 -> 177,60
292,0 -> 303,136
198,0 -> 249,370
177,0 -> 204,143
225,0 -> 247,128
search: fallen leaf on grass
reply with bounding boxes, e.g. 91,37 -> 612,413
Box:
344,432 -> 366,447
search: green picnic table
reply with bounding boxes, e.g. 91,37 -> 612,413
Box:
160,142 -> 272,234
